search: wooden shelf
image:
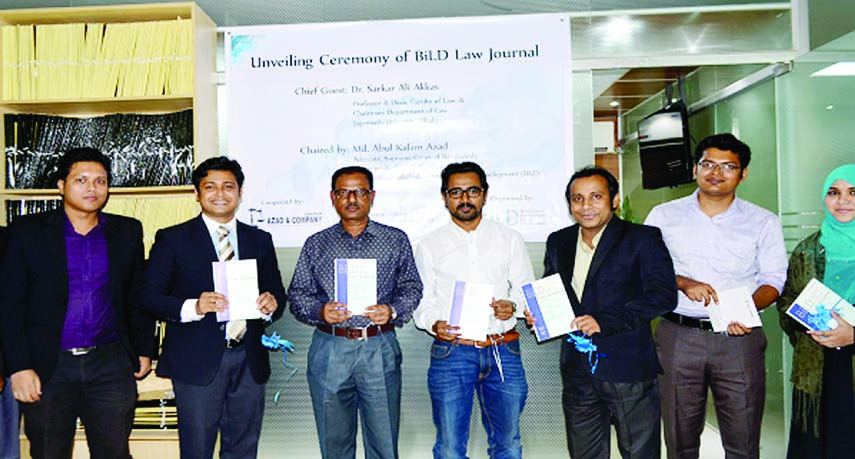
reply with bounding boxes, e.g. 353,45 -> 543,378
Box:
2,185 -> 195,196
71,429 -> 179,441
0,96 -> 194,116
0,2 -> 218,225
0,3 -> 195,25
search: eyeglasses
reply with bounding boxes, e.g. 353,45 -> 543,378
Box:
698,161 -> 741,175
445,186 -> 484,199
333,188 -> 372,200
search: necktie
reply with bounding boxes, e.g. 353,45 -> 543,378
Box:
217,225 -> 245,340
217,225 -> 235,261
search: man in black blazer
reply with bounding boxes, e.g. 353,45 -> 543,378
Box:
142,157 -> 285,459
0,225 -> 20,459
0,148 -> 155,458
531,166 -> 677,459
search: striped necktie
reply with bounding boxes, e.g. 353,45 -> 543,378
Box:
217,225 -> 245,340
217,225 -> 235,261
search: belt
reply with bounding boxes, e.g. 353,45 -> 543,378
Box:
663,312 -> 715,332
317,323 -> 395,340
437,329 -> 520,348
62,346 -> 97,356
225,338 -> 245,348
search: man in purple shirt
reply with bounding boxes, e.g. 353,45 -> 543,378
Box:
0,148 -> 155,458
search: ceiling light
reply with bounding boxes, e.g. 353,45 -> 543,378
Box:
826,105 -> 834,110
600,16 -> 639,46
812,62 -> 855,77
609,101 -> 620,107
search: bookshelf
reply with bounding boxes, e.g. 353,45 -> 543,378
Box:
1,3 -> 218,455
0,2 -> 218,225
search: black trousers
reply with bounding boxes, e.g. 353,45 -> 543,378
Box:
171,346 -> 265,459
561,360 -> 661,459
21,340 -> 136,459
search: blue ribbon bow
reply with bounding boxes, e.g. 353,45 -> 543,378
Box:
261,332 -> 299,404
567,332 -> 609,374
805,304 -> 837,331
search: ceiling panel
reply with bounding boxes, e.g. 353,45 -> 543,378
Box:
594,66 -> 697,117
0,0 -> 794,123
1,0 -> 788,26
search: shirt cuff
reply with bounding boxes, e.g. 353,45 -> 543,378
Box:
180,299 -> 205,323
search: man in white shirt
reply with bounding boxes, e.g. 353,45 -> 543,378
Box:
645,133 -> 788,459
142,157 -> 286,458
414,162 -> 535,459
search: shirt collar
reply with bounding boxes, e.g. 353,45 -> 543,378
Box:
201,213 -> 237,236
334,219 -> 375,238
64,211 -> 106,236
690,188 -> 744,218
448,218 -> 486,237
577,221 -> 607,251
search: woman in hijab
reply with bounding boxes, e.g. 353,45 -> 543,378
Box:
778,163 -> 855,458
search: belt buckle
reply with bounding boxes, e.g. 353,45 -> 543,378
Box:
346,327 -> 367,341
70,346 -> 94,356
474,336 -> 492,348
477,334 -> 502,348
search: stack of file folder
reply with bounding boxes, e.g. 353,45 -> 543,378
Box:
1,19 -> 193,100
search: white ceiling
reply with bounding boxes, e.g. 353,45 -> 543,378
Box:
0,0 -> 788,26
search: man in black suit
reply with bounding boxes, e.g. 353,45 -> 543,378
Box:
529,166 -> 677,459
0,147 -> 155,458
0,225 -> 20,459
142,157 -> 285,458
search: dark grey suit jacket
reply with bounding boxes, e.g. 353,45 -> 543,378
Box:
0,226 -> 7,379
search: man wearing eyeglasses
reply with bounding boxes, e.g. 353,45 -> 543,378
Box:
289,165 -> 423,458
413,162 -> 535,458
645,133 -> 788,459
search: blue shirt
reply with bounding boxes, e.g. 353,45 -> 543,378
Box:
645,189 -> 788,318
62,213 -> 119,349
288,220 -> 423,327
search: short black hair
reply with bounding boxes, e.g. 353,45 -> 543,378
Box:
192,157 -> 245,191
440,162 -> 489,192
55,147 -> 112,184
331,166 -> 373,190
694,133 -> 751,169
565,166 -> 619,205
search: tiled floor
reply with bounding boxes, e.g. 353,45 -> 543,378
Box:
608,422 -> 724,458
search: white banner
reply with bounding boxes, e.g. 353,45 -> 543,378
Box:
226,14 -> 573,247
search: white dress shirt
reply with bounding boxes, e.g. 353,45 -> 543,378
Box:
179,214 -> 239,322
414,218 -> 535,336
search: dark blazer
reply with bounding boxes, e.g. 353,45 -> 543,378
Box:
141,215 -> 286,386
544,216 -> 677,383
0,210 -> 154,381
0,226 -> 7,378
